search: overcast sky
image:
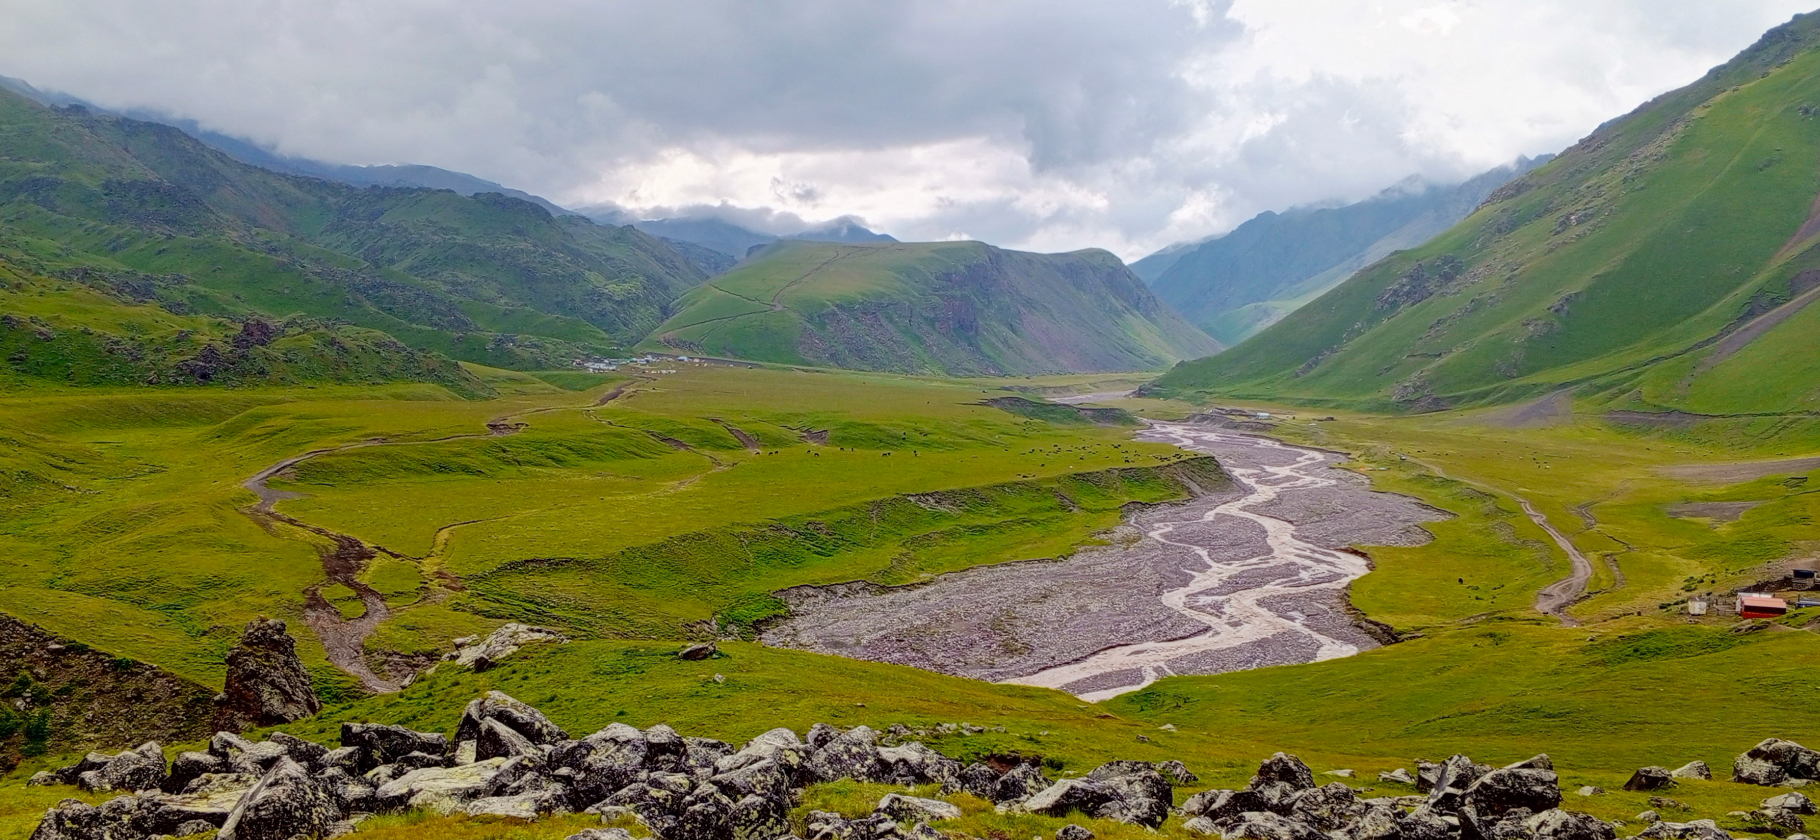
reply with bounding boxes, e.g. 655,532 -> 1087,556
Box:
3,1 -> 1815,258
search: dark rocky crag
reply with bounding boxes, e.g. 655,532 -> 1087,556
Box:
212,619 -> 322,733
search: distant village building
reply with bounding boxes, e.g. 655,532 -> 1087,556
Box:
1686,597 -> 1708,616
1737,592 -> 1789,619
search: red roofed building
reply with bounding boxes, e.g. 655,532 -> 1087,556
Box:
1737,593 -> 1789,619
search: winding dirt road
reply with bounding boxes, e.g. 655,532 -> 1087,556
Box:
1522,496 -> 1593,626
1404,456 -> 1593,625
240,419 -> 531,692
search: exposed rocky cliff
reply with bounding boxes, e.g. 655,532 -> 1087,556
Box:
0,615 -> 213,772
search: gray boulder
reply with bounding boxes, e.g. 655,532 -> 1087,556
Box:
340,722 -> 449,773
1285,783 -> 1367,833
1625,767 -> 1675,792
556,722 -> 650,807
564,825 -> 637,840
164,751 -> 226,794
1735,739 -> 1820,786
1671,762 -> 1712,781
641,723 -> 691,774
455,690 -> 569,746
1458,757 -> 1563,838
1056,825 -> 1095,840
1085,761 -> 1173,827
464,784 -> 569,820
679,642 -> 718,661
728,792 -> 790,840
946,761 -> 1049,803
1426,754 -> 1495,815
77,742 -> 168,794
1255,753 -> 1316,790
806,810 -> 902,840
183,773 -> 262,796
1019,779 -> 1117,820
995,763 -> 1052,802
477,717 -> 540,760
133,786 -> 255,835
1344,803 -> 1409,840
373,757 -> 508,813
1379,768 -> 1417,786
878,793 -> 961,822
1636,820 -> 1734,839
218,758 -> 341,840
29,798 -> 115,840
214,618 -> 321,732
447,623 -> 566,671
716,728 -> 811,790
1522,809 -> 1615,840
1767,792 -> 1818,815
1157,760 -> 1200,784
877,742 -> 960,786
1213,810 -> 1327,840
316,767 -> 379,815
711,757 -> 795,805
567,830 -> 635,840
1751,808 -> 1807,835
807,726 -> 886,783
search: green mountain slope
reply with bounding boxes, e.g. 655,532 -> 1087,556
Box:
643,240 -> 1220,376
1145,161 -> 1545,346
0,87 -> 706,373
1149,11 -> 1820,414
0,254 -> 488,395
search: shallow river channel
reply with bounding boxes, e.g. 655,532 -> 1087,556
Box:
764,421 -> 1446,701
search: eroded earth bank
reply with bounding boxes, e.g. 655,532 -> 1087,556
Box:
762,422 -> 1448,701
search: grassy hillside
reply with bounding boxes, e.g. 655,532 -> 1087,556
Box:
0,365 -> 1212,695
0,254 -> 487,395
644,240 -> 1220,376
0,87 -> 706,371
1149,160 -> 1543,345
1149,11 -> 1820,415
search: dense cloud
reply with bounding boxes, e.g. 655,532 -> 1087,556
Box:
2,1 -> 1814,257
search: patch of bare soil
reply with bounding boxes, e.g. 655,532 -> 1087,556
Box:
712,418 -> 763,452
1478,389 -> 1573,429
1667,501 -> 1768,522
762,423 -> 1448,702
1658,457 -> 1820,484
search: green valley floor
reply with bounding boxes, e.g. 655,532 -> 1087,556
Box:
1,367 -> 1817,839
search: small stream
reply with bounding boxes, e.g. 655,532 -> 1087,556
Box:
1001,424 -> 1377,700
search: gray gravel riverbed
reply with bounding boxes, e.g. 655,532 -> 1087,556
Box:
761,422 -> 1448,701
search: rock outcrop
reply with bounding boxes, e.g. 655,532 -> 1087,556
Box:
1179,752 -> 1611,840
213,619 -> 322,732
1733,738 -> 1820,786
29,698 -> 1803,840
446,624 -> 567,672
1625,767 -> 1675,792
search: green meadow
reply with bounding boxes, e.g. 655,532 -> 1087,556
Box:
2,368 -> 1819,838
